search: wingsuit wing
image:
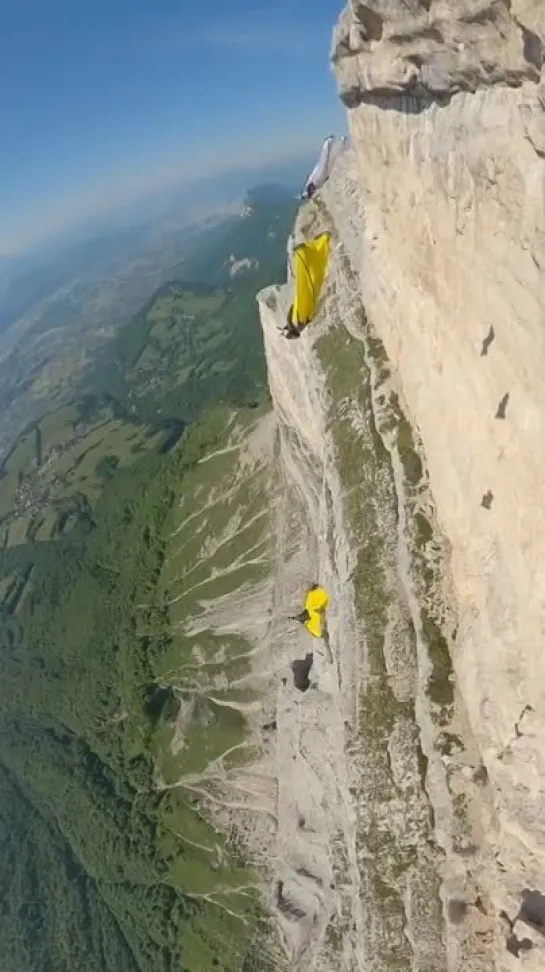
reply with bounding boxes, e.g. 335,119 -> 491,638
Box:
304,586 -> 330,613
302,585 -> 329,638
289,233 -> 331,329
304,610 -> 324,638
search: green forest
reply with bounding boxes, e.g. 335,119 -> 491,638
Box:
0,192 -> 295,972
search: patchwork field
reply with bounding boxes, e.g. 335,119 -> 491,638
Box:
0,402 -> 162,548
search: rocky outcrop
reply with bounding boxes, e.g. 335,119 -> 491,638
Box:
327,1 -> 545,969
333,0 -> 544,107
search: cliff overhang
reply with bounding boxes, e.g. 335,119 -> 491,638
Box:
332,0 -> 544,109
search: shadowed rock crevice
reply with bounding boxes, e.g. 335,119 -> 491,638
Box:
506,933 -> 533,957
339,86 -> 453,113
390,25 -> 443,45
464,3 -> 506,28
275,881 -> 307,922
480,326 -> 495,356
353,3 -> 384,41
520,889 -> 545,934
448,899 -> 468,925
521,25 -> 543,71
500,890 -> 545,955
495,392 -> 509,419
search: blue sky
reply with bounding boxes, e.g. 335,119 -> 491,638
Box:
0,0 -> 344,255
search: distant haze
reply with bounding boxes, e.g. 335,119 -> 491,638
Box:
2,0 -> 343,257
1,147 -> 319,262
0,163 -> 309,336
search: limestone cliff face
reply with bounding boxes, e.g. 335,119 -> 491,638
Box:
326,0 -> 545,967
258,241 -> 455,971
333,0 -> 544,104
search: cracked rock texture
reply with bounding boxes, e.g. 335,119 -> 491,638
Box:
330,0 -> 545,968
333,0 -> 544,105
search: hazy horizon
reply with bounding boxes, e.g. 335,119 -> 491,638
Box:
2,0 -> 343,257
0,148 -> 319,264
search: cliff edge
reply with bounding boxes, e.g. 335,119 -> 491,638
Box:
333,0 -> 544,105
327,0 -> 545,968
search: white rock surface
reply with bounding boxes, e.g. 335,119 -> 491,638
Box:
256,200 -> 468,968
189,6 -> 545,966
327,0 -> 545,967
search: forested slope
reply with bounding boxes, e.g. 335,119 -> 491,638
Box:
0,192 -> 295,972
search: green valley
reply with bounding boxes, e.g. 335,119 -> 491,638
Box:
0,191 -> 294,972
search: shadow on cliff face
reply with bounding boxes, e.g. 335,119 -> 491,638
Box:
497,888 -> 545,958
291,653 -> 313,692
480,325 -> 495,356
340,88 -> 453,114
275,880 -> 306,921
520,889 -> 545,935
521,26 -> 543,71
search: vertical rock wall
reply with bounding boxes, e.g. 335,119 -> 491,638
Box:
330,1 -> 545,967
